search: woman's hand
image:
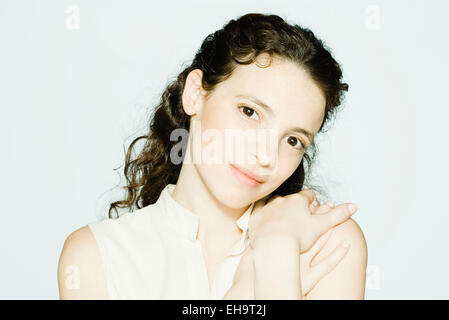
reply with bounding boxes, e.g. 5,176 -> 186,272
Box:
248,190 -> 358,253
301,199 -> 353,297
223,198 -> 353,299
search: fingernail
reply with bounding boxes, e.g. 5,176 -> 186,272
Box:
342,240 -> 351,248
348,203 -> 358,215
312,199 -> 318,206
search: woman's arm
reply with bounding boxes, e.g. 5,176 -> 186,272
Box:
252,235 -> 303,300
224,199 -> 364,300
223,226 -> 350,300
57,226 -> 109,299
304,218 -> 367,299
223,221 -> 365,300
250,218 -> 367,300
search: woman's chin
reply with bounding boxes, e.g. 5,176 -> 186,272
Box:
208,181 -> 261,209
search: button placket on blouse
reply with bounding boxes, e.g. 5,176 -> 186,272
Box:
191,219 -> 250,298
192,239 -> 215,299
186,218 -> 212,299
187,229 -> 249,299
164,184 -> 254,298
209,235 -> 247,299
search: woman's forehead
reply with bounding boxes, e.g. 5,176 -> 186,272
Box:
211,61 -> 326,131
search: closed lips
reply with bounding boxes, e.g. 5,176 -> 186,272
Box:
230,164 -> 265,183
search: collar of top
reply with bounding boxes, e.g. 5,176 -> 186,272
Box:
160,183 -> 255,242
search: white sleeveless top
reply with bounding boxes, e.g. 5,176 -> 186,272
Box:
87,183 -> 255,300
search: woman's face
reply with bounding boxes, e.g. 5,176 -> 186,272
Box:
184,54 -> 326,208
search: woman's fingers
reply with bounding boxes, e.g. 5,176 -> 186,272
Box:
301,227 -> 334,258
303,240 -> 351,295
308,197 -> 320,214
317,203 -> 358,231
312,200 -> 335,215
298,189 -> 317,208
325,200 -> 335,208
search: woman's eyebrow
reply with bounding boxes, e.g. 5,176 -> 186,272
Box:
236,94 -> 274,115
236,94 -> 315,143
289,127 -> 315,143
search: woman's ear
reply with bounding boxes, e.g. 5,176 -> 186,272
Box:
182,69 -> 206,116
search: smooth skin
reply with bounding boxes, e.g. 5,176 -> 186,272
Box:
58,225 -> 108,299
58,53 -> 367,299
224,194 -> 367,300
246,190 -> 352,299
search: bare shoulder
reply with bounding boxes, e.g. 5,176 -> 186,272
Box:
335,217 -> 367,253
306,217 -> 368,299
57,225 -> 109,299
316,217 -> 367,264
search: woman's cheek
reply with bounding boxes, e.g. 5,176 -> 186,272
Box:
276,151 -> 302,179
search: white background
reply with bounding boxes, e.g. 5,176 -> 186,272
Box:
1,0 -> 448,299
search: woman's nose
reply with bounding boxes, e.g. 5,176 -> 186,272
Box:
251,128 -> 278,169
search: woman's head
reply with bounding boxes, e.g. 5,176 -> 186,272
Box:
108,13 -> 348,218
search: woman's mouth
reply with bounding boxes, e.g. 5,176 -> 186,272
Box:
229,163 -> 264,188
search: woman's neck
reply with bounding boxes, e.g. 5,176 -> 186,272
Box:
171,163 -> 249,241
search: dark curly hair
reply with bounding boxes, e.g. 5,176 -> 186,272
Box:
107,13 -> 349,219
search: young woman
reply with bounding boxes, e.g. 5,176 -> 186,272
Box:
58,13 -> 367,300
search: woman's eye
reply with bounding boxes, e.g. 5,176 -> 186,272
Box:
285,136 -> 305,150
239,105 -> 260,121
